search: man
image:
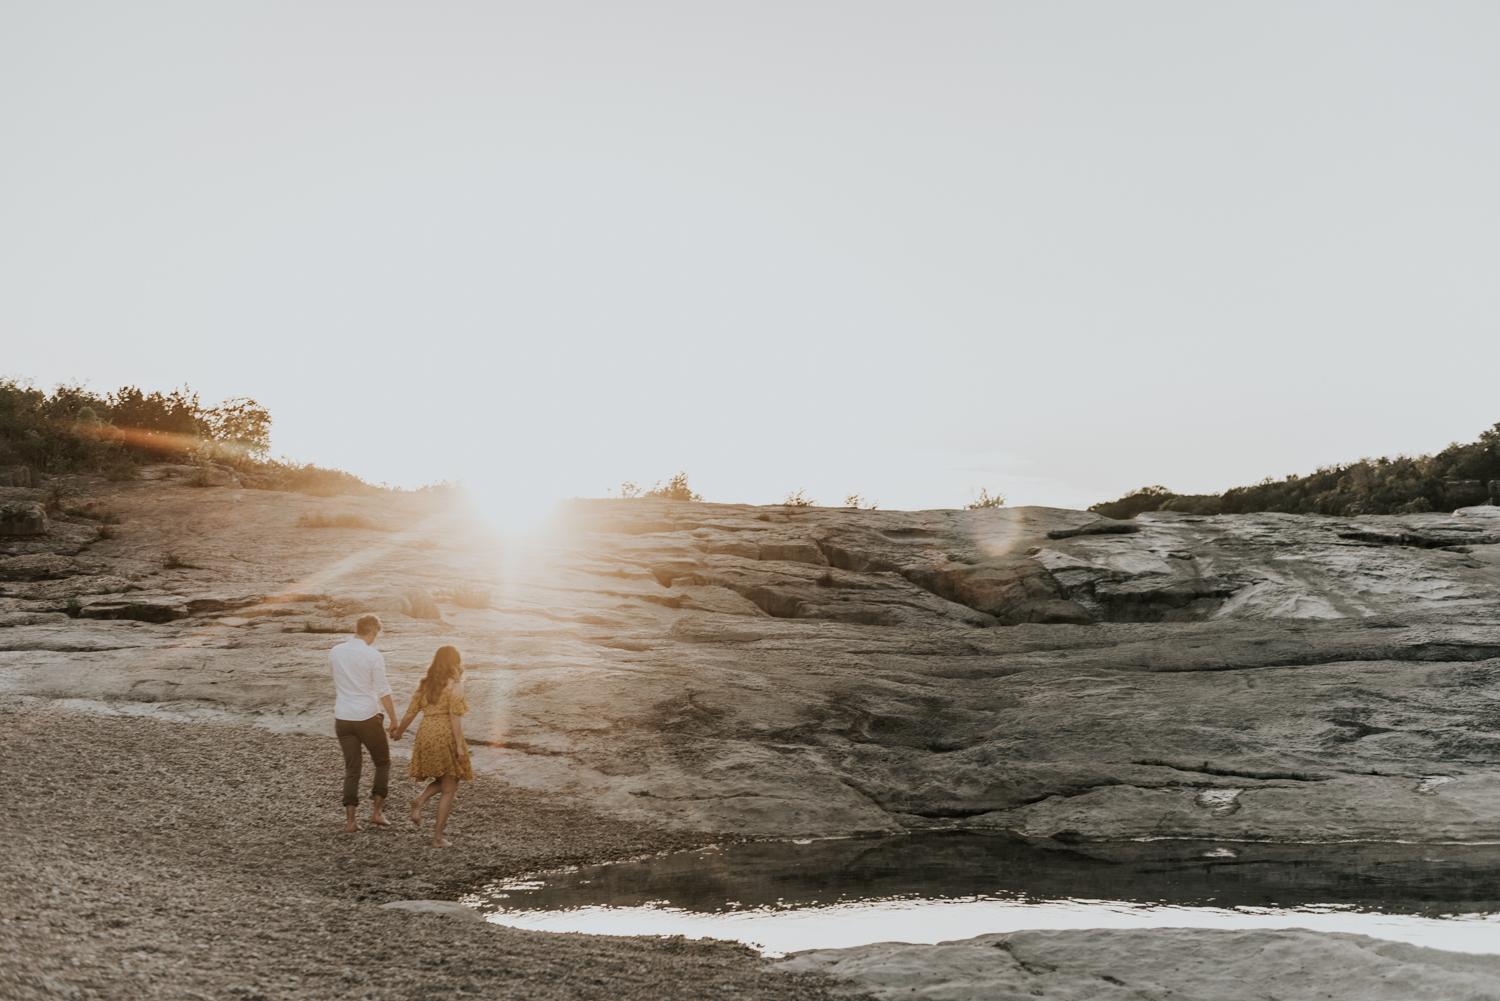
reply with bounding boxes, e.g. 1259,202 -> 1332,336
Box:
330,614 -> 396,832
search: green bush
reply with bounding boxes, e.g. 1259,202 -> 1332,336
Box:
0,378 -> 271,475
0,377 -> 428,498
1091,424 -> 1500,519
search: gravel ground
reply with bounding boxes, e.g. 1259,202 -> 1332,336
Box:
0,701 -> 861,1001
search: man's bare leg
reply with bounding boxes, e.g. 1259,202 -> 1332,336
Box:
345,805 -> 359,833
368,794 -> 390,827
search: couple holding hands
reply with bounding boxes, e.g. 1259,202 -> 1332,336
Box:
328,615 -> 473,847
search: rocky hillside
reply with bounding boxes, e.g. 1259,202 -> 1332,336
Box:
5,468 -> 1500,843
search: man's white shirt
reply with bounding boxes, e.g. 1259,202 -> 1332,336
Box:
329,637 -> 393,721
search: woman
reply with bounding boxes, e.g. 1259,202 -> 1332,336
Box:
391,645 -> 472,847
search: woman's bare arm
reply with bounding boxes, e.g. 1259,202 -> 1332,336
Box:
392,708 -> 419,740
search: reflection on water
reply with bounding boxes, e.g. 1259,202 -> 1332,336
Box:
466,832 -> 1500,956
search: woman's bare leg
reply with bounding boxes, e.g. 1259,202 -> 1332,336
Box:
411,780 -> 441,826
430,776 -> 458,847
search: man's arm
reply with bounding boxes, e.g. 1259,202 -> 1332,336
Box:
369,651 -> 396,729
381,694 -> 397,735
391,704 -> 419,740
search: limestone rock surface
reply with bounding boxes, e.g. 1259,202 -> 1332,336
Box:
77,598 -> 189,623
0,553 -> 91,580
325,586 -> 443,621
4,485 -> 1500,843
776,928 -> 1500,1000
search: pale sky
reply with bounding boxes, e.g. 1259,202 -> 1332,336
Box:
3,3 -> 1498,524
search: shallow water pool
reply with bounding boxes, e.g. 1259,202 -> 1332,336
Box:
465,832 -> 1500,956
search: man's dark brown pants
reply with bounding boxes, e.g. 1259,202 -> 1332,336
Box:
336,714 -> 390,807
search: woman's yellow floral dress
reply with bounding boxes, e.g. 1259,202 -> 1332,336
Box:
407,684 -> 473,782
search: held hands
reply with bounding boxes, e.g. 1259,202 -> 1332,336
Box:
388,724 -> 403,740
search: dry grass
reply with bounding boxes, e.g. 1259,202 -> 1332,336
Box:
438,582 -> 493,609
296,511 -> 389,531
42,479 -> 79,513
160,550 -> 203,570
65,502 -> 121,524
782,488 -> 816,507
965,488 -> 1006,510
301,619 -> 352,634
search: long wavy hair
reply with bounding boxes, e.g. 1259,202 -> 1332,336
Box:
416,646 -> 463,707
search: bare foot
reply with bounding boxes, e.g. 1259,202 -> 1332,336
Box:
345,821 -> 360,833
429,837 -> 453,848
409,797 -> 422,827
367,814 -> 391,827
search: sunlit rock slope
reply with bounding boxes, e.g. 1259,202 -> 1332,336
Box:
5,473 -> 1500,842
